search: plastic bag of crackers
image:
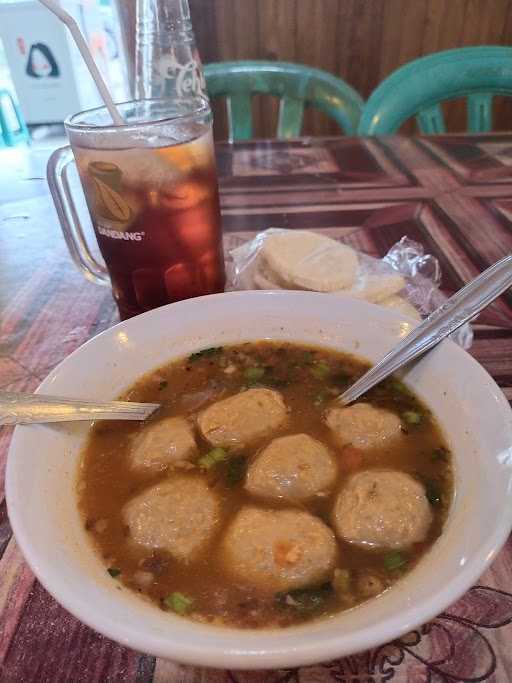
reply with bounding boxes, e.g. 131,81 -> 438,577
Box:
230,229 -> 473,349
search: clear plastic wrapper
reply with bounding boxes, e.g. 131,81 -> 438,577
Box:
228,229 -> 473,349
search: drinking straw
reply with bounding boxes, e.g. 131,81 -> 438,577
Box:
38,0 -> 125,125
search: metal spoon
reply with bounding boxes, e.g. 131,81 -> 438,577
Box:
0,392 -> 160,426
339,253 -> 512,406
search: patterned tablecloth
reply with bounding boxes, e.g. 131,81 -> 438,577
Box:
1,134 -> 512,683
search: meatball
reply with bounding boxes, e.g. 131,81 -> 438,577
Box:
197,388 -> 288,449
245,433 -> 338,502
220,507 -> 337,592
123,475 -> 221,562
129,416 -> 197,471
325,403 -> 403,452
332,469 -> 433,549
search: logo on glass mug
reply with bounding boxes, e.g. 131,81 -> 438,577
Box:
88,161 -> 133,224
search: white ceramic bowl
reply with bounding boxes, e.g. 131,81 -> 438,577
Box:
6,291 -> 512,669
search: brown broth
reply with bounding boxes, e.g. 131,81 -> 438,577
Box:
78,342 -> 453,628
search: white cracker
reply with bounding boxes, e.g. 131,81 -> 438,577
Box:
254,269 -> 284,290
253,258 -> 294,289
341,273 -> 405,303
261,231 -> 358,292
379,295 -> 421,321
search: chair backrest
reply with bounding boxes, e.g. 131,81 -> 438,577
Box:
204,60 -> 363,141
358,46 -> 512,136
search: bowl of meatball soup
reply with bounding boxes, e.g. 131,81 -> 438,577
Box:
7,291 -> 512,669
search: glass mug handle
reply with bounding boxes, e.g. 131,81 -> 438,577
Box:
47,146 -> 110,285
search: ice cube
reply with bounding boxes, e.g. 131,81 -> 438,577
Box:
199,249 -> 222,290
158,180 -> 212,212
75,146 -> 181,191
155,130 -> 214,173
164,262 -> 204,301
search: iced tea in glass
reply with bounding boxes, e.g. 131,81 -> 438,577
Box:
47,97 -> 225,319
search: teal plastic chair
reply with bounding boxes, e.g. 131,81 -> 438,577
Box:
358,46 -> 512,135
204,61 -> 364,141
0,89 -> 30,146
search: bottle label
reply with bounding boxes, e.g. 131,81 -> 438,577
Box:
157,49 -> 207,99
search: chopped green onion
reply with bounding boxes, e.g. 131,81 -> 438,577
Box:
384,551 -> 407,572
275,583 -> 333,613
333,568 -> 351,593
425,481 -> 441,505
402,410 -> 422,425
389,380 -> 407,394
268,378 -> 289,388
188,347 -> 223,362
431,447 -> 447,461
302,351 -> 315,364
107,567 -> 121,578
198,447 -> 228,469
311,362 -> 330,380
164,592 -> 194,615
244,366 -> 265,382
331,372 -> 350,388
225,455 -> 248,487
314,390 -> 329,406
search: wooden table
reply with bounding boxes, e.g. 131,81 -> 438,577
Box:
1,134 -> 512,683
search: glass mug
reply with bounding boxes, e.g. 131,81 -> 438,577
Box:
47,97 -> 226,319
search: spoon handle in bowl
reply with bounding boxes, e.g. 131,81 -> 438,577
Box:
339,254 -> 512,406
0,392 -> 160,425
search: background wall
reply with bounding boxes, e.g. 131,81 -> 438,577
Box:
118,0 -> 512,138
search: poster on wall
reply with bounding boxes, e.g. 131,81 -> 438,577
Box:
0,0 -> 113,124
